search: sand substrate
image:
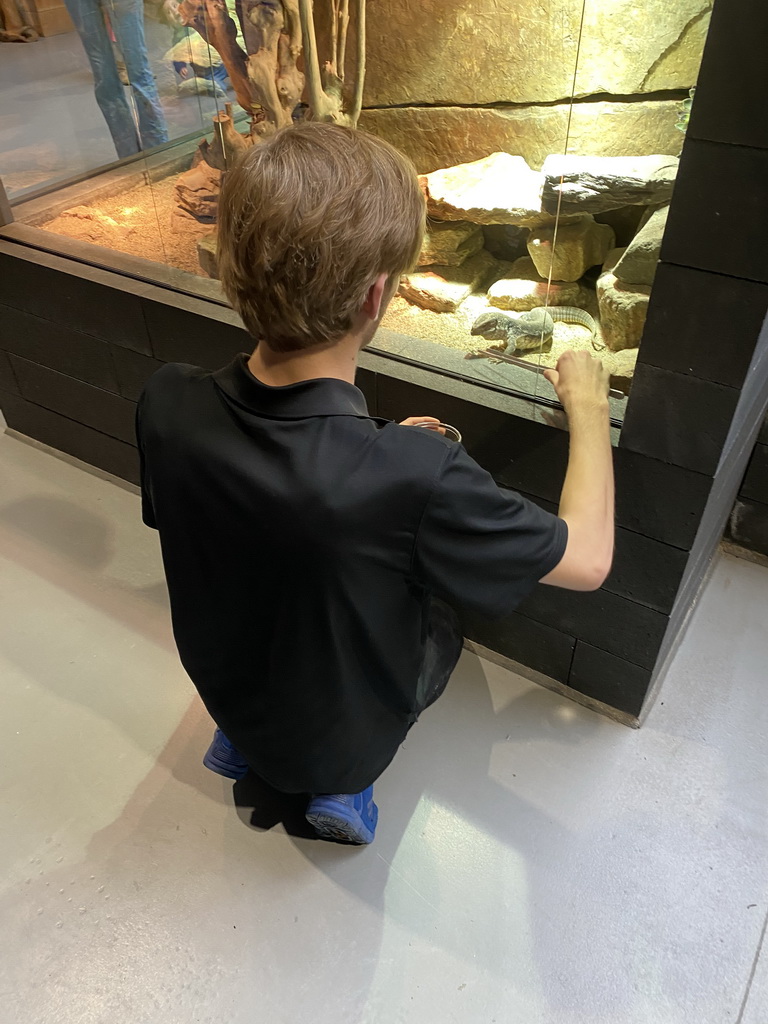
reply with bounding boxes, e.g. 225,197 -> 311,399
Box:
382,293 -> 637,384
42,176 -> 209,278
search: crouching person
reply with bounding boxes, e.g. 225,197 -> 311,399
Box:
136,123 -> 614,844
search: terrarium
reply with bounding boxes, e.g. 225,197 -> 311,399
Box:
0,0 -> 712,418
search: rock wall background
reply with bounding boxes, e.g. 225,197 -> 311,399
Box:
350,0 -> 712,172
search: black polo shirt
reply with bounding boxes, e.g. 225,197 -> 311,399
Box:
136,355 -> 567,794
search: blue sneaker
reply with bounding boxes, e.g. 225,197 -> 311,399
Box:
305,786 -> 379,845
202,729 -> 249,780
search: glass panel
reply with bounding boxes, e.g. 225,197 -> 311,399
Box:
370,0 -> 711,421
0,0 -> 229,202
1,0 -> 711,422
521,0 -> 711,412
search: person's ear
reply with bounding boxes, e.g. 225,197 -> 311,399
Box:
361,272 -> 391,321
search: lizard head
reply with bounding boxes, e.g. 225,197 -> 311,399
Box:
470,311 -> 515,341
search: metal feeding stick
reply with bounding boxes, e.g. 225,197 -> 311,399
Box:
473,349 -> 625,401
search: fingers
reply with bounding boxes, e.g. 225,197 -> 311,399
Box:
399,416 -> 440,427
399,416 -> 447,435
543,368 -> 558,387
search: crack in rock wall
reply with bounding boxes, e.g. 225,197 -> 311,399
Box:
348,0 -> 711,173
357,0 -> 711,106
360,99 -> 691,174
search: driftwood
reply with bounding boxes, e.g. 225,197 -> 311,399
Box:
0,0 -> 39,40
243,0 -> 303,136
300,0 -> 365,126
177,0 -> 365,138
178,0 -> 253,113
175,0 -> 367,261
208,103 -> 249,169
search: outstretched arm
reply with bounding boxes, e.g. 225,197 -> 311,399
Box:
540,351 -> 614,591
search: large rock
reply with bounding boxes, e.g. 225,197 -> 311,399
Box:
175,158 -> 221,221
421,153 -> 548,227
542,155 -> 679,215
609,348 -> 640,395
44,206 -> 137,248
197,234 -> 219,278
487,256 -> 588,312
359,100 -> 688,175
418,221 -> 484,268
354,0 -> 709,106
597,249 -> 652,351
613,205 -> 669,286
527,215 -> 615,282
399,251 -> 501,313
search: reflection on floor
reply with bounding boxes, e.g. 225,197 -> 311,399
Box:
0,24 -> 229,197
0,426 -> 767,1024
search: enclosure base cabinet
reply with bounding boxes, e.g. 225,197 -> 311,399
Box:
2,0 -> 768,722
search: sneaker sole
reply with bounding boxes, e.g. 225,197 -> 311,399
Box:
202,750 -> 249,781
305,801 -> 378,845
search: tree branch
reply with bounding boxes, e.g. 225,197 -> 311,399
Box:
298,0 -> 334,120
337,0 -> 349,80
329,0 -> 339,77
347,0 -> 364,124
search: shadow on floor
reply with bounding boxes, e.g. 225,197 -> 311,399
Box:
232,773 -> 319,842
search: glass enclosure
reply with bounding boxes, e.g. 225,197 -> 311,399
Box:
0,0 -> 712,420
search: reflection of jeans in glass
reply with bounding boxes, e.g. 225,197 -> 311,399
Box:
63,0 -> 168,158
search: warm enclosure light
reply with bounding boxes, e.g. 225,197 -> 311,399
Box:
121,207 -> 137,216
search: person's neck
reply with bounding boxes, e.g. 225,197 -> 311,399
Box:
247,334 -> 362,388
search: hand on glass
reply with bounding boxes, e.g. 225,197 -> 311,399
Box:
399,416 -> 446,434
542,350 -> 610,414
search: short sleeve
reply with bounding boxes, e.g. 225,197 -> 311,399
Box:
413,444 -> 567,617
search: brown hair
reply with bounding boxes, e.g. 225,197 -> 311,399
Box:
217,122 -> 426,351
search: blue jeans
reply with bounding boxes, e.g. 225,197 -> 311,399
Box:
64,0 -> 168,158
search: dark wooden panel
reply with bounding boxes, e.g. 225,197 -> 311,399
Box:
0,349 -> 19,396
661,139 -> 768,285
568,643 -> 651,718
621,364 -> 740,476
605,528 -> 688,615
355,367 -> 376,414
0,250 -> 152,354
0,389 -> 139,484
516,490 -> 688,615
377,372 -> 553,486
613,447 -> 711,551
515,584 -> 668,670
463,610 -> 576,684
728,497 -> 768,557
10,356 -> 136,444
687,0 -> 768,151
0,303 -> 119,391
740,444 -> 768,505
142,292 -> 250,367
111,346 -> 165,402
637,264 -> 768,389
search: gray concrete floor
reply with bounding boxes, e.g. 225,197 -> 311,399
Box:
0,425 -> 767,1024
0,25 -> 227,198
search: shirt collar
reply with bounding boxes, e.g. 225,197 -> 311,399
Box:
213,354 -> 370,419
